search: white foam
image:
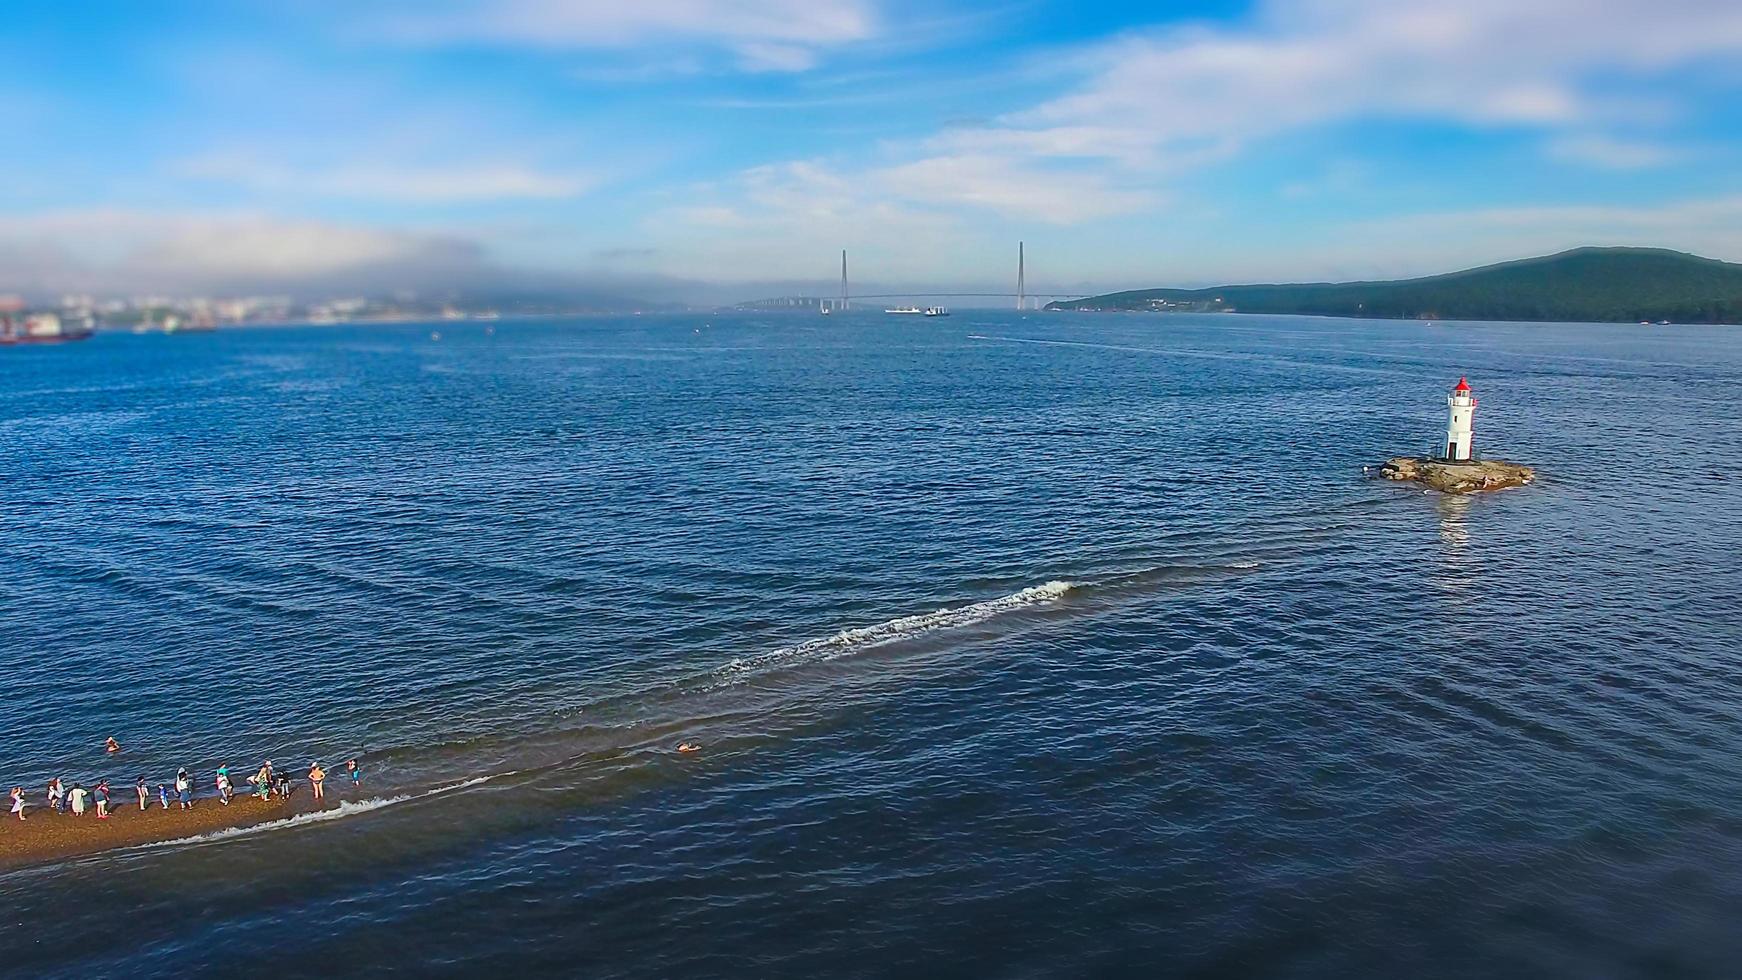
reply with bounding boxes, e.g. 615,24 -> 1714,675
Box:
137,795 -> 410,850
427,775 -> 496,794
719,580 -> 1074,678
132,772 -> 508,853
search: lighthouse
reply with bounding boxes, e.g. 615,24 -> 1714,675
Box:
1443,377 -> 1476,461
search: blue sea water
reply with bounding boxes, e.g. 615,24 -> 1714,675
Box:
1,312 -> 1739,977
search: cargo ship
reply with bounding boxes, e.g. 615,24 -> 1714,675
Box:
0,312 -> 94,345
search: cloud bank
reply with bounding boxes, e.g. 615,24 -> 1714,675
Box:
366,0 -> 876,71
7,0 -> 1742,298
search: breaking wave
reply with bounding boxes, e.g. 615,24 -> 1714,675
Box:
134,774 -> 505,852
717,580 -> 1074,679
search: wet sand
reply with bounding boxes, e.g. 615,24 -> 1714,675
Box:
0,792 -> 318,869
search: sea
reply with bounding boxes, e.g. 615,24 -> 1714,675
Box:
1,312 -> 1739,977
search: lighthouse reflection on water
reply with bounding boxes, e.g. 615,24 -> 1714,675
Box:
1430,485 -> 1481,600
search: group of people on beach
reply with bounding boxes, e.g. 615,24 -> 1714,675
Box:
7,739 -> 361,822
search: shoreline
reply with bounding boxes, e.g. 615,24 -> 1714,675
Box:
0,789 -> 351,870
1375,456 -> 1536,494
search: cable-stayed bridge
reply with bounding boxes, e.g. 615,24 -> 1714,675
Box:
735,243 -> 1089,312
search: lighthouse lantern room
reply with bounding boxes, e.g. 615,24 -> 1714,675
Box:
1443,377 -> 1476,461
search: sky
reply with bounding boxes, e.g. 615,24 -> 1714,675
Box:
6,0 -> 1742,303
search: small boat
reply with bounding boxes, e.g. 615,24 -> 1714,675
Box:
923,307 -> 950,317
884,306 -> 923,315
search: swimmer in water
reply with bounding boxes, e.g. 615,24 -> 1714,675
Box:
104,737 -> 121,754
676,742 -> 701,754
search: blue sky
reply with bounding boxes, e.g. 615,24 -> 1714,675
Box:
5,0 -> 1742,300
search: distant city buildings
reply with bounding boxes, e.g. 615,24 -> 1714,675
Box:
0,291 -> 517,329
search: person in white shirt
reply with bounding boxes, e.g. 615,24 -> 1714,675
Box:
68,784 -> 88,815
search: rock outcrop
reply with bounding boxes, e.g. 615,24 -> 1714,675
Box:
1376,457 -> 1535,494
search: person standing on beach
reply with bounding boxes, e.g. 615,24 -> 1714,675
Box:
254,766 -> 272,801
47,779 -> 63,814
135,776 -> 149,811
175,769 -> 193,809
158,783 -> 170,809
309,763 -> 326,802
94,780 -> 111,819
69,784 -> 87,816
346,759 -> 361,789
9,787 -> 24,821
215,766 -> 233,805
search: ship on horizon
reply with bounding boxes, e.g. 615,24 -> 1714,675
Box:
0,311 -> 94,345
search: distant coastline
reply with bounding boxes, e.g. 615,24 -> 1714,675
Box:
1047,247 -> 1742,324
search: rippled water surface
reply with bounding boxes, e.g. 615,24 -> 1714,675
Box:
2,313 -> 1740,977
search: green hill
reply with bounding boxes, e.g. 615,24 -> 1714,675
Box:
1046,247 -> 1742,323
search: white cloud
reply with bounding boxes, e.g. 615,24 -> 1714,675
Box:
371,0 -> 876,71
877,154 -> 1155,221
141,221 -> 469,278
1544,134 -> 1683,170
1000,0 -> 1742,165
872,0 -> 1742,217
662,149 -> 1152,270
655,161 -> 972,280
179,154 -> 595,203
661,0 -> 1742,249
0,209 -> 484,293
733,42 -> 820,73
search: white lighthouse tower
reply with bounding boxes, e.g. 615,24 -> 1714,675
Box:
1443,377 -> 1476,461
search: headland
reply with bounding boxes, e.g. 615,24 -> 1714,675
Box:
1047,247 -> 1742,323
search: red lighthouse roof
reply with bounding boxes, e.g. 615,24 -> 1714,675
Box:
1453,377 -> 1471,392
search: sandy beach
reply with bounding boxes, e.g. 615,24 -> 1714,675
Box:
0,792 -> 308,869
